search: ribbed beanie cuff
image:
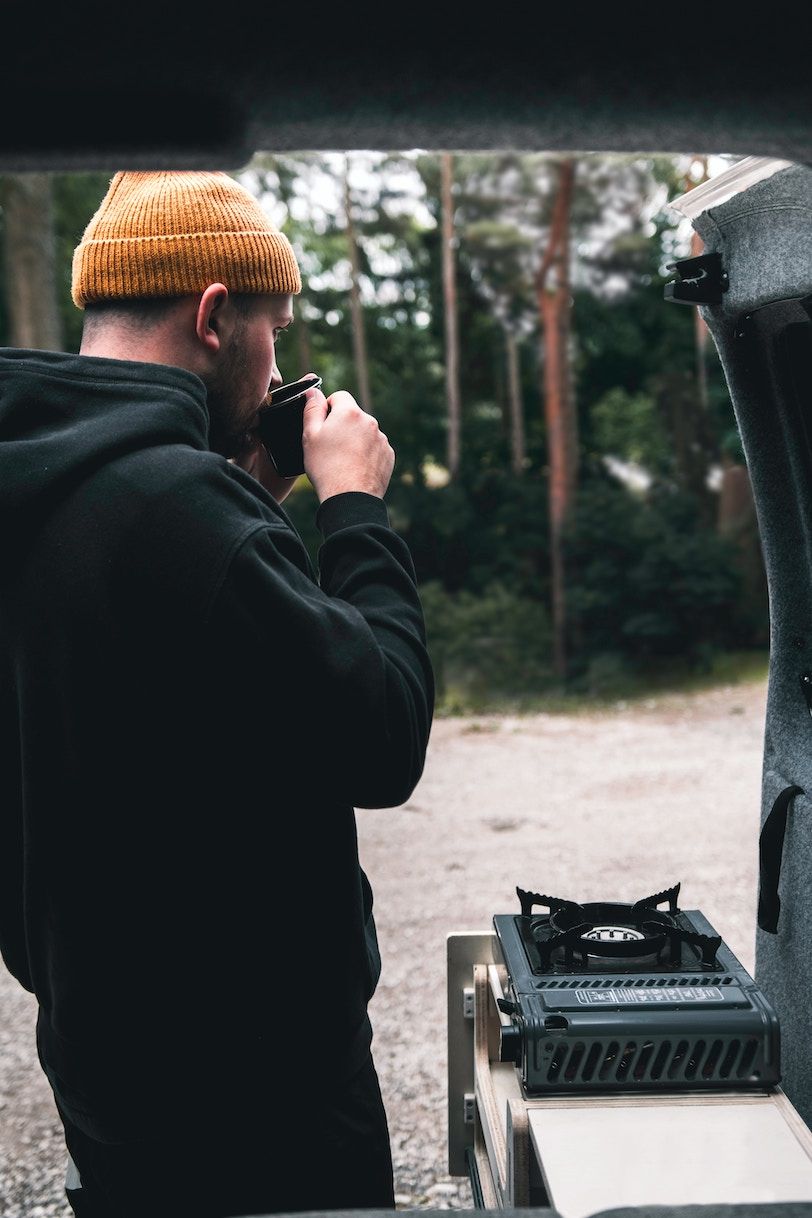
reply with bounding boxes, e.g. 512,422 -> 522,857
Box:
72,171 -> 302,308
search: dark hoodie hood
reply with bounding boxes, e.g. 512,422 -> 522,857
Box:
0,348 -> 210,564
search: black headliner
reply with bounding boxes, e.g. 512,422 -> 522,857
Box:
4,11 -> 811,170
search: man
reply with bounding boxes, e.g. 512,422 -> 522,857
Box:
0,171 -> 434,1216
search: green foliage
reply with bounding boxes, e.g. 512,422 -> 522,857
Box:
387,469 -> 550,596
419,580 -> 553,709
591,387 -> 670,472
565,474 -> 751,669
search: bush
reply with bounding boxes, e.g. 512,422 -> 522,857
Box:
419,581 -> 553,708
565,475 -> 752,670
388,469 -> 550,596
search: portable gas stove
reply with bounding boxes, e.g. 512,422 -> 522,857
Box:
493,881 -> 780,1095
446,883 -> 810,1212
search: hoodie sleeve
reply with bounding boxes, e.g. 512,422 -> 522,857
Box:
204,491 -> 435,809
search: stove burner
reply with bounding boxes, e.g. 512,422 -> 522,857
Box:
582,925 -> 645,942
516,883 -> 722,971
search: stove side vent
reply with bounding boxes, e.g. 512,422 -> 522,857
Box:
538,1035 -> 765,1089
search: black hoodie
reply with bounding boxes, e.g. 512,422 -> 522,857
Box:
0,348 -> 434,1139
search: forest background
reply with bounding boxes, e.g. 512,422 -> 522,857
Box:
0,152 -> 769,711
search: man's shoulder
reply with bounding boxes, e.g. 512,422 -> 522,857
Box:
106,442 -> 231,491
106,443 -> 281,529
100,443 -> 294,570
98,444 -> 305,610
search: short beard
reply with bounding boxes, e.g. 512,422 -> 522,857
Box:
203,318 -> 251,459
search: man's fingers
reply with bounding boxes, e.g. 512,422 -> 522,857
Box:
302,386 -> 329,427
303,388 -> 362,427
326,390 -> 361,416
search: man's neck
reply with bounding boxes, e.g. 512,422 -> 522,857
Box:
79,333 -> 181,368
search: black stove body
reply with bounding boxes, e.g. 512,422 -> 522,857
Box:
493,883 -> 780,1096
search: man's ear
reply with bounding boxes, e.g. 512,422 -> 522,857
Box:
195,283 -> 230,353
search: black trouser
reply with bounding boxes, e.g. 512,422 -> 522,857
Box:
58,1054 -> 395,1218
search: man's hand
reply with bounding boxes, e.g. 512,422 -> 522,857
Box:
303,388 -> 394,503
232,434 -> 298,503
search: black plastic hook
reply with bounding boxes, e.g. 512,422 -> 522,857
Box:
664,252 -> 729,306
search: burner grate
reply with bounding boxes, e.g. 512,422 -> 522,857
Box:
516,883 -> 722,971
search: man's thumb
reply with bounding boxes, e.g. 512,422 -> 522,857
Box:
303,387 -> 329,425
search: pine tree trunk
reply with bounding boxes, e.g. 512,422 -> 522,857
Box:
441,152 -> 462,480
2,173 -> 64,351
505,329 -> 526,475
536,158 -> 577,680
343,160 -> 374,414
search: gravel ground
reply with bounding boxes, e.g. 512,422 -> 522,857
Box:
0,677 -> 768,1216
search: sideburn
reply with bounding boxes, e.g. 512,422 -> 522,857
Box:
204,317 -> 248,458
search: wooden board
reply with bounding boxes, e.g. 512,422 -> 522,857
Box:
527,1098 -> 812,1218
446,932 -> 496,1176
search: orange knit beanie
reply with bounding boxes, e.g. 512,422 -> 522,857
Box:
71,171 -> 302,308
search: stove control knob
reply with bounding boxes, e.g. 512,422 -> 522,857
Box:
499,1019 -> 522,1064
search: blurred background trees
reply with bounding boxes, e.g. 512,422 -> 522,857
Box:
0,152 -> 767,710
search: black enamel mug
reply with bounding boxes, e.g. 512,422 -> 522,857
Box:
256,374 -> 323,477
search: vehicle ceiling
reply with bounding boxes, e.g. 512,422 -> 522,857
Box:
3,21 -> 810,171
